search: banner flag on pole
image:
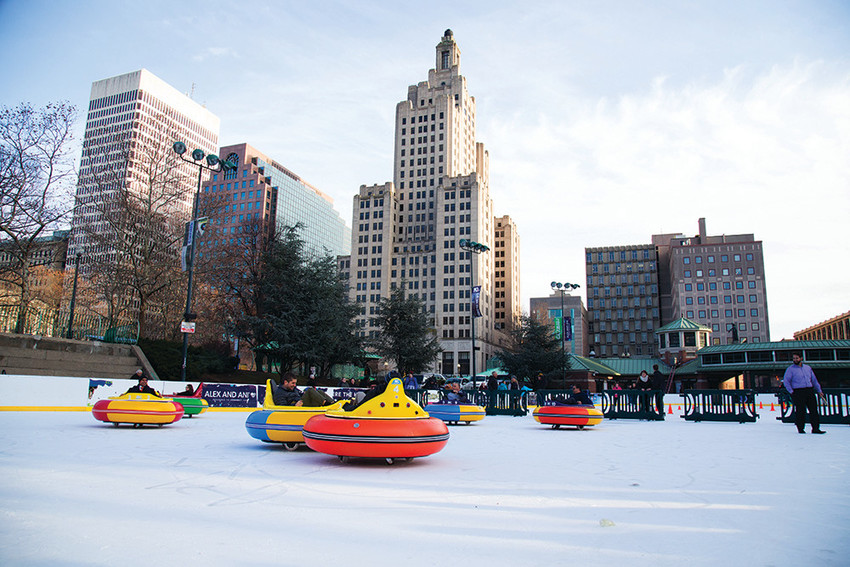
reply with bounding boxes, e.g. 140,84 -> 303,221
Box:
471,285 -> 482,317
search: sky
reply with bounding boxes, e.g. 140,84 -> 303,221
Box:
1,0 -> 848,340
1,373 -> 849,566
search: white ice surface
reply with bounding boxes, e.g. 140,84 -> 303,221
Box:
1,399 -> 848,567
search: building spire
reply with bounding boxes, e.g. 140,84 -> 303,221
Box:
436,29 -> 461,74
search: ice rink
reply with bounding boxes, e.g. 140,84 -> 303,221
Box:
1,395 -> 848,567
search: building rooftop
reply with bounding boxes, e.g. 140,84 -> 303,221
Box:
656,317 -> 711,333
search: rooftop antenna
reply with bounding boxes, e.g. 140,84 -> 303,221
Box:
189,83 -> 196,100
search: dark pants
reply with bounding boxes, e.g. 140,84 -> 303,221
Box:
638,392 -> 650,414
791,387 -> 820,432
301,388 -> 334,407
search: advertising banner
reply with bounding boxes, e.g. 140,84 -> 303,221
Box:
471,285 -> 482,317
564,316 -> 573,341
201,383 -> 259,407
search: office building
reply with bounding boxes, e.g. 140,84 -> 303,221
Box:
794,311 -> 849,341
196,143 -> 349,261
69,69 -> 220,273
0,230 -> 69,309
494,216 -> 521,335
584,244 -> 661,357
529,292 -> 588,357
585,218 -> 771,354
348,30 -> 519,376
654,218 -> 770,345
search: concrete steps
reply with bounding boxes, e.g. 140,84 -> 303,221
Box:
0,333 -> 157,380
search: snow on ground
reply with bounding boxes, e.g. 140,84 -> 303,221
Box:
1,393 -> 848,566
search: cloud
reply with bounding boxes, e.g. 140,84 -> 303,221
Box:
191,47 -> 238,63
483,60 -> 850,338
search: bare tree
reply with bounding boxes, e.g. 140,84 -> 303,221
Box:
76,124 -> 190,338
0,102 -> 76,332
194,212 -> 271,356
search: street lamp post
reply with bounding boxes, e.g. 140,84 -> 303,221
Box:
172,142 -> 237,381
459,239 -> 490,381
551,281 -> 580,386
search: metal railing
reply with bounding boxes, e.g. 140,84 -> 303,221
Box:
680,389 -> 759,423
600,390 -> 665,420
775,389 -> 850,425
0,304 -> 137,344
460,390 -> 527,416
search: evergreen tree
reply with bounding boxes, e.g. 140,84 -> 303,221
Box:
256,226 -> 360,376
498,315 -> 565,384
372,285 -> 441,374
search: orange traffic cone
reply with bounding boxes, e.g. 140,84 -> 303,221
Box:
769,402 -> 775,411
668,404 -> 673,414
759,401 -> 763,409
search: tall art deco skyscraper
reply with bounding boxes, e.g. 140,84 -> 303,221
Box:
349,30 -> 516,376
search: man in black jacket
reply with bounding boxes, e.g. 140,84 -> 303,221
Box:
125,375 -> 160,397
564,385 -> 593,405
651,364 -> 666,413
273,372 -> 333,407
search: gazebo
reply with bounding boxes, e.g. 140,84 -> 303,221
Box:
655,317 -> 712,365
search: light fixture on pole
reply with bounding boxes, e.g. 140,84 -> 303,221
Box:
459,238 -> 490,381
550,281 -> 580,386
172,141 -> 238,381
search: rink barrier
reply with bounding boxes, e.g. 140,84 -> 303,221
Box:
680,389 -> 758,423
600,390 -> 665,420
410,389 -> 528,416
774,389 -> 850,425
473,390 -> 528,416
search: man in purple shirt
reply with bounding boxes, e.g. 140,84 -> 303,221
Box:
783,353 -> 827,434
